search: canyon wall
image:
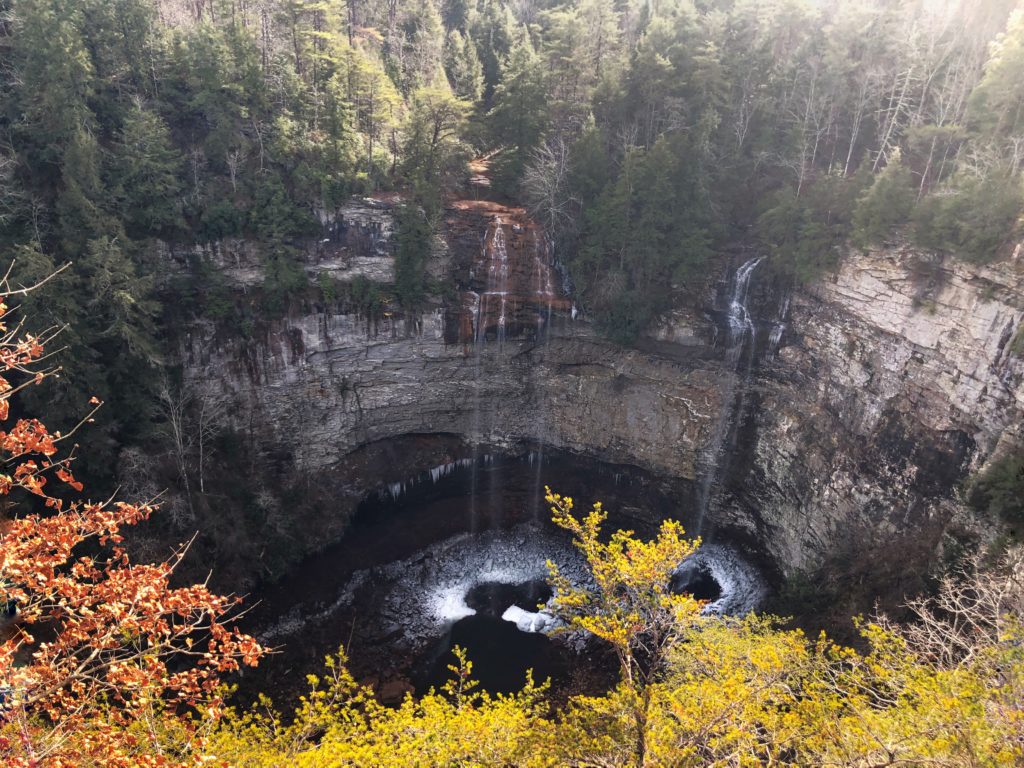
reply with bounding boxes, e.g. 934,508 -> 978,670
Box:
730,247 -> 1024,584
172,198 -> 1024,586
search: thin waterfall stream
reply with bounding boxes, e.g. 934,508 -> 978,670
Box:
529,230 -> 556,522
695,256 -> 764,532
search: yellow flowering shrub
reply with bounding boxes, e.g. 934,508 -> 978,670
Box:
212,493 -> 1024,767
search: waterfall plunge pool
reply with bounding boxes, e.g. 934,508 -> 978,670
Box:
245,448 -> 769,703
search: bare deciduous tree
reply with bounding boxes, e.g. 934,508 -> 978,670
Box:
195,380 -> 228,494
157,376 -> 228,508
157,375 -> 195,518
878,546 -> 1024,670
0,151 -> 24,228
522,135 -> 578,244
226,148 -> 242,192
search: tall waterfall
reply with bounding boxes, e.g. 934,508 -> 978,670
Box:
469,220 -> 507,529
529,231 -> 556,522
451,180 -> 569,529
695,256 -> 764,532
475,218 -> 511,345
767,292 -> 791,357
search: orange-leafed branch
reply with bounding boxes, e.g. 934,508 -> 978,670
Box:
0,268 -> 266,768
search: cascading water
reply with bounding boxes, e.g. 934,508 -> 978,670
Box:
469,217 -> 516,529
450,185 -> 571,530
469,286 -> 484,531
768,293 -> 791,357
478,218 -> 510,344
529,231 -> 557,521
726,257 -> 763,362
695,257 -> 764,532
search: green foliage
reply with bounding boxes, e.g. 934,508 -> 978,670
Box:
967,451 -> 1024,529
486,33 -> 549,197
192,257 -> 238,324
443,31 -> 484,102
262,250 -> 308,317
968,9 -> 1024,140
570,137 -> 713,342
851,154 -> 916,248
112,103 -> 185,237
249,175 -> 319,243
758,171 -> 871,283
568,127 -> 612,211
467,0 -> 515,101
911,171 -> 1023,263
1011,326 -> 1024,356
394,205 -> 432,309
348,275 -> 390,318
5,0 -> 1024,619
318,272 -> 340,306
402,83 -> 472,215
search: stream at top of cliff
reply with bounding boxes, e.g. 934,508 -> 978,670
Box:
245,448 -> 768,703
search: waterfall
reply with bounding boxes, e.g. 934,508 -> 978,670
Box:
529,231 -> 555,522
469,216 -> 513,528
695,257 -> 764,532
532,231 -> 555,301
463,209 -> 562,526
726,257 -> 763,361
477,218 -> 509,345
767,293 -> 791,357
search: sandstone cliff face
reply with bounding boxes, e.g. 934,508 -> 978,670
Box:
160,198 -> 400,285
177,196 -> 1024,584
731,247 -> 1024,576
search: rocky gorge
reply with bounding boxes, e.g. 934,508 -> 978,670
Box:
156,184 -> 1024,693
173,196 -> 1023,573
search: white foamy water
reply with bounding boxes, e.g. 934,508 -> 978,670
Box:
682,544 -> 769,616
502,605 -> 560,633
259,523 -> 768,651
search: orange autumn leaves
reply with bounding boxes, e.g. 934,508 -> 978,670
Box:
0,284 -> 265,767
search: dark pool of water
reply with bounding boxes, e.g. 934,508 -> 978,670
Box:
413,579 -> 563,695
465,579 -> 552,615
240,446 -> 731,703
672,559 -> 722,602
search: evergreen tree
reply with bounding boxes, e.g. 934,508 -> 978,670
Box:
443,30 -> 484,102
402,81 -> 471,214
851,151 -> 916,247
394,204 -> 432,309
468,0 -> 515,102
487,32 -> 549,196
113,103 -> 185,237
912,170 -> 1024,263
969,9 -> 1024,140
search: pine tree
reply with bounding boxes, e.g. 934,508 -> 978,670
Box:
402,81 -> 471,213
851,151 -> 916,247
487,31 -> 549,195
444,30 -> 484,102
113,103 -> 185,237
